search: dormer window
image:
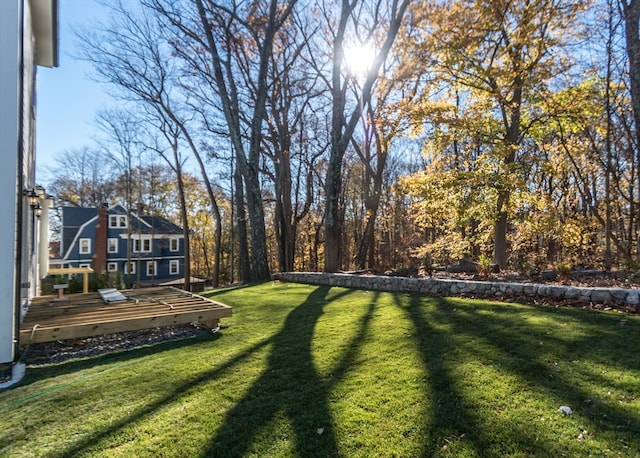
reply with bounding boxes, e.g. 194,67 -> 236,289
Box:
109,215 -> 127,228
79,238 -> 91,254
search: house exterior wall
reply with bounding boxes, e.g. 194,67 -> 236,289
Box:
0,0 -> 56,365
0,0 -> 24,365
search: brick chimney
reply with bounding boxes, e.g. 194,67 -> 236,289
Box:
93,203 -> 108,273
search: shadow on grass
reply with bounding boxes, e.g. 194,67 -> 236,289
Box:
434,300 -> 640,440
49,285 -> 374,458
396,294 -> 640,455
397,294 -> 485,456
49,333 -> 274,458
16,332 -> 219,389
203,286 -> 377,458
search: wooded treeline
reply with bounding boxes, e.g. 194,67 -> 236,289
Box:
44,0 -> 640,285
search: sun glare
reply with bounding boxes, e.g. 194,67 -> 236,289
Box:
343,43 -> 377,78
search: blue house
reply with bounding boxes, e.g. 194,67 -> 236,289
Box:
60,204 -> 185,287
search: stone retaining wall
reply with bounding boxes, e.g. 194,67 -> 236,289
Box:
271,272 -> 639,311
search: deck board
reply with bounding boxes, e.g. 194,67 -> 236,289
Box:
20,287 -> 232,344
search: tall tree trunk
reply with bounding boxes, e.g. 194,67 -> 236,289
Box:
354,109 -> 388,270
275,152 -> 295,272
325,143 -> 346,272
604,0 -> 616,270
493,191 -> 510,269
193,0 -> 301,282
173,154 -> 191,292
324,0 -> 410,272
235,164 -> 250,283
622,0 -> 640,261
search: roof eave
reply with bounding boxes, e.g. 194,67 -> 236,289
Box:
30,0 -> 59,68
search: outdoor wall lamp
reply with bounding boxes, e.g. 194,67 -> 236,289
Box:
23,189 -> 43,217
23,189 -> 38,206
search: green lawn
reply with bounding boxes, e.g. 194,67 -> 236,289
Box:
1,282 -> 639,457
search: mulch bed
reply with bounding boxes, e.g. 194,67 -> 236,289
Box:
20,323 -> 212,366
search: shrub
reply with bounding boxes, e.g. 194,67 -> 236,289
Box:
477,254 -> 493,279
421,254 -> 434,277
621,258 -> 640,272
89,270 -> 125,291
555,261 -> 572,284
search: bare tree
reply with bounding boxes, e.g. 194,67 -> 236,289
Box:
77,1 -> 223,287
309,0 -> 411,272
621,0 -> 640,249
147,0 -> 299,282
46,146 -> 117,208
94,108 -> 142,287
261,11 -> 326,272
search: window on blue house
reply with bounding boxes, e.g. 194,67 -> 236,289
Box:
147,261 -> 157,276
108,238 -> 118,253
132,238 -> 151,253
109,215 -> 127,228
170,237 -> 179,252
170,260 -> 179,275
107,262 -> 117,272
124,262 -> 136,275
79,238 -> 91,254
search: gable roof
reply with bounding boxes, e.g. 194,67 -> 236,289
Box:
63,207 -> 98,227
62,207 -> 98,255
140,216 -> 183,235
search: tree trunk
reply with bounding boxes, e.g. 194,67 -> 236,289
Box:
234,165 -> 250,284
324,0 -> 410,272
274,150 -> 295,272
622,0 -> 640,261
493,191 -> 509,269
174,160 -> 191,292
324,140 -> 345,272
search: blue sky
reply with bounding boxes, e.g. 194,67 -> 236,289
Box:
36,0 -> 112,180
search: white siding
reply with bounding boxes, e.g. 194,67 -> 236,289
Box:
0,0 -> 24,363
0,0 -> 40,364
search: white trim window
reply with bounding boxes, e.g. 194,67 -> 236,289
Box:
107,262 -> 118,272
124,261 -> 136,275
107,238 -> 118,253
147,261 -> 157,277
169,237 -> 179,252
132,238 -> 151,253
109,215 -> 127,228
79,238 -> 91,254
169,260 -> 179,275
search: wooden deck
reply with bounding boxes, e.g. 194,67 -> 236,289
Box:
20,287 -> 233,345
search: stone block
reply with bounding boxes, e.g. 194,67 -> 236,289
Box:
591,289 -> 612,303
610,288 -> 627,301
563,287 -> 579,299
626,292 -> 640,305
509,283 -> 524,294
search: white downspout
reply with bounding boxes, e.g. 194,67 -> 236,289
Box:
0,363 -> 26,389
